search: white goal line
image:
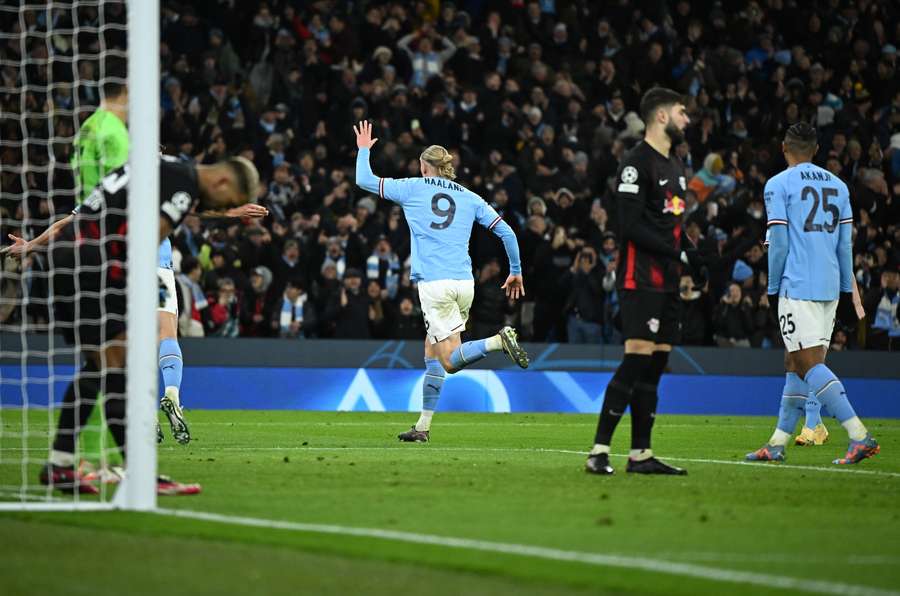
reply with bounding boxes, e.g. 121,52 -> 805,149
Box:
153,508 -> 899,596
154,445 -> 900,479
186,421 -> 776,429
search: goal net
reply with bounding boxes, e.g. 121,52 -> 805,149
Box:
0,0 -> 158,510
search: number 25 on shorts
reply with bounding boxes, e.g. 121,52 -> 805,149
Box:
779,312 -> 795,337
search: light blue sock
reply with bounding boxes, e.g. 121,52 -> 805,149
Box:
804,394 -> 823,429
158,338 -> 183,393
422,358 -> 445,411
776,372 -> 807,434
449,339 -> 490,371
804,364 -> 856,423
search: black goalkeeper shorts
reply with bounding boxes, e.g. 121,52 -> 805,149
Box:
51,254 -> 126,348
619,289 -> 681,345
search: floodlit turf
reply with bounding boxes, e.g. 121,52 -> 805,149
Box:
1,411 -> 899,596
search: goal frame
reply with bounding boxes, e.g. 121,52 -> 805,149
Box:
0,0 -> 159,512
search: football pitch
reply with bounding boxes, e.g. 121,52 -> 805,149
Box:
2,411 -> 898,596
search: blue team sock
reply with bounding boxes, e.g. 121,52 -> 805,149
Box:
158,338 -> 183,394
449,339 -> 490,371
422,358 -> 445,411
804,394 -> 823,429
775,372 -> 807,435
804,364 -> 856,423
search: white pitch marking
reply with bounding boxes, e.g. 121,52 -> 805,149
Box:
643,454 -> 900,479
0,501 -> 114,511
157,446 -> 900,479
0,489 -> 68,502
654,551 -> 900,566
186,421 -> 775,429
152,508 -> 899,596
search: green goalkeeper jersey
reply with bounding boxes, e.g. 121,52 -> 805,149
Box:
71,107 -> 129,204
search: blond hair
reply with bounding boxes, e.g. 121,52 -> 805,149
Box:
703,152 -> 724,175
225,155 -> 261,200
419,145 -> 456,180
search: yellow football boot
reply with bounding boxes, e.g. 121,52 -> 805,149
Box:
795,423 -> 829,446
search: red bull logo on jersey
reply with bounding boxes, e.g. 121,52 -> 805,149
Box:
663,194 -> 686,216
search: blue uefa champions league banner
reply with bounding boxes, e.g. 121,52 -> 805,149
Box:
2,365 -> 899,417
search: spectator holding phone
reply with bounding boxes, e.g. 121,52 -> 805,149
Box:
713,282 -> 753,347
563,246 -> 605,344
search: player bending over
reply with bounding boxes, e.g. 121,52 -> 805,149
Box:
585,88 -> 703,476
3,75 -> 266,446
153,169 -> 266,444
2,55 -> 269,447
747,123 -> 879,465
354,120 -> 528,442
39,155 -> 259,494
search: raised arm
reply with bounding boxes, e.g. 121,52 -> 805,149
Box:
437,36 -> 457,64
1,213 -> 75,257
396,33 -> 416,59
354,120 -> 381,194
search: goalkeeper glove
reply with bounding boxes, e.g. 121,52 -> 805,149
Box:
836,292 -> 857,327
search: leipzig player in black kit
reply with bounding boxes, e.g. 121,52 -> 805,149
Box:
586,88 -> 703,476
40,156 -> 259,494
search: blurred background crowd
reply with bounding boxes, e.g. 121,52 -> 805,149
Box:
1,0 -> 898,349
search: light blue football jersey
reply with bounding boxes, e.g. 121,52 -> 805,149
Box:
764,162 -> 853,300
356,149 -> 509,282
378,175 -> 502,282
158,237 -> 173,270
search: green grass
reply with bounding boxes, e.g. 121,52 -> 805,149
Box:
2,411 -> 899,596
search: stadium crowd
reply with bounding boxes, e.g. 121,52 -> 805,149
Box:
1,0 -> 898,349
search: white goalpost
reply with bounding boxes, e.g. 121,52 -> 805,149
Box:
117,0 -> 159,512
0,0 -> 158,511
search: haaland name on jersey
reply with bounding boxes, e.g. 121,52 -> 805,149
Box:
424,177 -> 465,192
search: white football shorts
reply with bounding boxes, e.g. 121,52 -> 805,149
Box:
158,267 -> 178,316
778,296 -> 837,352
417,279 -> 474,344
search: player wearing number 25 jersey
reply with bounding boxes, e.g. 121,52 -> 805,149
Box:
354,121 -> 528,443
764,143 -> 853,350
765,162 -> 852,302
748,122 -> 878,467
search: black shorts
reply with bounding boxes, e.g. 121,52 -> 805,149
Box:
619,289 -> 681,345
51,256 -> 126,348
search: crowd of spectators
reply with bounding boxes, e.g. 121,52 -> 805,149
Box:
1,0 -> 898,350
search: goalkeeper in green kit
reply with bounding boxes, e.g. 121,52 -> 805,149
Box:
3,58 -> 266,491
5,59 -> 135,477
